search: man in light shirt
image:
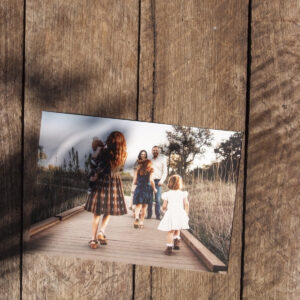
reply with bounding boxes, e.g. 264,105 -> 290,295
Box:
147,146 -> 168,220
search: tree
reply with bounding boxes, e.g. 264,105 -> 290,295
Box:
162,125 -> 212,178
214,132 -> 243,182
160,142 -> 181,175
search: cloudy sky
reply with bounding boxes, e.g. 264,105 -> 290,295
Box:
38,111 -> 239,171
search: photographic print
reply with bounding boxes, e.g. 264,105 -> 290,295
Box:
27,111 -> 243,273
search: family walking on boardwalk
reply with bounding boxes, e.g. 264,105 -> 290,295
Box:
84,131 -> 190,255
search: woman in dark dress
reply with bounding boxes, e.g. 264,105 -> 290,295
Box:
85,131 -> 127,248
129,150 -> 148,214
133,159 -> 157,228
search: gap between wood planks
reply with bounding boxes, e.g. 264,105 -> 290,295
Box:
240,0 -> 252,299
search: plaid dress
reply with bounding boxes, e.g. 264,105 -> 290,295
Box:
85,156 -> 127,216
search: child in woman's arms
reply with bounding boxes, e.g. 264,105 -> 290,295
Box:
87,137 -> 105,194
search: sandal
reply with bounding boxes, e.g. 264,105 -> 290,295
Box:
97,231 -> 107,245
138,223 -> 144,229
134,218 -> 139,228
89,239 -> 99,249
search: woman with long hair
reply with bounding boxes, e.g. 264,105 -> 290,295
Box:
132,159 -> 157,228
85,131 -> 128,248
129,150 -> 148,214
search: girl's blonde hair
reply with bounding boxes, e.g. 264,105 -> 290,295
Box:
105,131 -> 127,169
167,175 -> 183,190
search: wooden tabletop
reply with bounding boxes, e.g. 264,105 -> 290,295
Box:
25,210 -> 208,272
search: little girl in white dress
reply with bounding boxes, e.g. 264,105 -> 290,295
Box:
158,175 -> 189,255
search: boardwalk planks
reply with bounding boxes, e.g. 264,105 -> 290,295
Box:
243,1 -> 300,299
137,0 -> 248,299
25,212 -> 208,271
0,0 -> 23,299
23,0 -> 138,298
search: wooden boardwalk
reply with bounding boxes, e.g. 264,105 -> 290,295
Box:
25,209 -> 208,272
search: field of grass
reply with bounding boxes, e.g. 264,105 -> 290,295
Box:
32,168 -> 87,224
186,179 -> 237,264
32,183 -> 87,224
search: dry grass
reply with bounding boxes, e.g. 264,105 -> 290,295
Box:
32,183 -> 87,224
32,168 -> 88,224
32,169 -> 134,224
120,175 -> 133,196
186,179 -> 236,264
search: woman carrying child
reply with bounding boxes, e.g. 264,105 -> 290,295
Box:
132,159 -> 157,228
158,175 -> 189,255
85,131 -> 128,249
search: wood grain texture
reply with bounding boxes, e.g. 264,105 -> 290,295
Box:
139,0 -> 247,131
138,0 -> 155,122
2,0 -> 299,298
137,0 -> 248,299
23,0 -> 138,298
134,265 -> 152,300
23,253 -> 132,300
0,0 -> 23,299
243,1 -> 300,299
24,0 -> 139,236
132,2 -> 154,297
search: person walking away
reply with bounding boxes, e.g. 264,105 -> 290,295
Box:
129,150 -> 148,216
132,159 -> 157,228
84,131 -> 128,249
158,175 -> 189,255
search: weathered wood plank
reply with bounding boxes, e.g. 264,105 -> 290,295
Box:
134,2 -> 155,296
243,1 -> 300,299
138,0 -> 155,122
55,205 -> 84,221
29,217 -> 60,236
134,265 -> 152,300
0,0 -> 23,299
140,0 -> 247,131
181,229 -> 227,272
138,0 -> 248,299
24,0 -> 139,236
23,0 -> 139,298
23,253 -> 132,300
